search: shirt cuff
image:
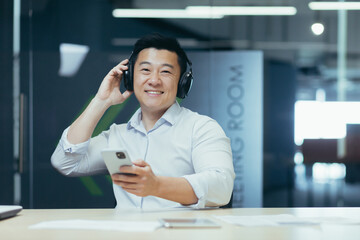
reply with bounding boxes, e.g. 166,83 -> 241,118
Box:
182,174 -> 207,209
60,127 -> 90,154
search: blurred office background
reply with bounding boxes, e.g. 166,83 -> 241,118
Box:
1,0 -> 360,208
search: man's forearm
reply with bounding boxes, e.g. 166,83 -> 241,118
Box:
155,176 -> 198,205
67,97 -> 110,144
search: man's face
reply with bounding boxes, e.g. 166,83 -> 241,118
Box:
133,48 -> 181,114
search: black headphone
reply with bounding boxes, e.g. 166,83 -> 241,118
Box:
123,52 -> 193,99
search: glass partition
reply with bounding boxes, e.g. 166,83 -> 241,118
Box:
2,0 -> 360,208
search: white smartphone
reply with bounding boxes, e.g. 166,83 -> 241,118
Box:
101,149 -> 134,175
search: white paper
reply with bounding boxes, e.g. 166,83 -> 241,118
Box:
29,219 -> 162,232
310,217 -> 360,225
214,214 -> 319,227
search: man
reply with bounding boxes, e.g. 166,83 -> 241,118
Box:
51,33 -> 235,209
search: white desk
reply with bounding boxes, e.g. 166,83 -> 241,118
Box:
1,207 -> 360,240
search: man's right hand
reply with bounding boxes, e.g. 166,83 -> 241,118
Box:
67,59 -> 133,144
95,59 -> 133,107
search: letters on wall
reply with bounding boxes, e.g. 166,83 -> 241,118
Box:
184,51 -> 263,207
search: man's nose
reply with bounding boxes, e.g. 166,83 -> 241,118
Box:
148,72 -> 161,85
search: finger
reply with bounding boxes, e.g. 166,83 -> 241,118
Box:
117,58 -> 129,67
119,165 -> 138,175
114,64 -> 128,74
112,173 -> 138,183
121,90 -> 133,100
119,180 -> 136,188
132,159 -> 148,167
114,59 -> 129,71
110,60 -> 129,75
108,67 -> 122,78
115,181 -> 138,191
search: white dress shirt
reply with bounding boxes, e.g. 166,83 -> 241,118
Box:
51,101 -> 235,209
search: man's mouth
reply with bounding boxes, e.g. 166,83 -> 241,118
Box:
145,90 -> 164,95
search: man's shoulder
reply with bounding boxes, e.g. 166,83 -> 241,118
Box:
179,107 -> 227,138
179,106 -> 219,127
180,106 -> 212,121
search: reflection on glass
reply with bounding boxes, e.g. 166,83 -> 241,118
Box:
294,101 -> 360,145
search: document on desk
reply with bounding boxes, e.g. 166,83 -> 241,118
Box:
215,214 -> 360,227
214,214 -> 319,227
29,219 -> 162,232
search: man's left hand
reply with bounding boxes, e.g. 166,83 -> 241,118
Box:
111,159 -> 159,197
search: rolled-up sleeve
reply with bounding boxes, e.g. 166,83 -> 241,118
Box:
183,118 -> 235,208
51,127 -> 109,176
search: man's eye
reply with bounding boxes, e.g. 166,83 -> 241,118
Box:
161,70 -> 171,74
141,68 -> 150,72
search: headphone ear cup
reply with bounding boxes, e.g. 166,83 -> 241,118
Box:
123,61 -> 133,91
177,71 -> 193,99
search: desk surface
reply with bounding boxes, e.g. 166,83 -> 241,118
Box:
1,207 -> 360,240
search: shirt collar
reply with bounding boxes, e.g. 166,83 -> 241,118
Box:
161,101 -> 181,126
127,107 -> 142,130
127,101 -> 182,131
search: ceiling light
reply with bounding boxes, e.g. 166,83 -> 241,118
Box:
186,6 -> 297,16
309,2 -> 360,10
112,9 -> 223,19
112,6 -> 297,19
311,23 -> 325,35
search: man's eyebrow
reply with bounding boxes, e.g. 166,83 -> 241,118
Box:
162,63 -> 174,69
139,61 -> 151,66
138,61 -> 174,69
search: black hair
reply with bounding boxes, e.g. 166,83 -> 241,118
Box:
131,33 -> 188,77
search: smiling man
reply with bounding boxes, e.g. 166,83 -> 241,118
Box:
51,33 -> 235,209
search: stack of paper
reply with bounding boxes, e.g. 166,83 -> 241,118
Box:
215,214 -> 360,227
215,214 -> 319,227
29,219 -> 162,232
